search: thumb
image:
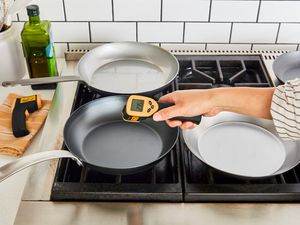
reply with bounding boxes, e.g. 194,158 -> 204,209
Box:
153,105 -> 181,121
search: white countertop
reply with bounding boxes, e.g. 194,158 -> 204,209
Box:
0,58 -> 78,225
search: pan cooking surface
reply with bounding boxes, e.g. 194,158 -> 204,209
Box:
90,60 -> 171,93
280,67 -> 300,81
82,121 -> 163,169
198,122 -> 286,177
273,51 -> 300,82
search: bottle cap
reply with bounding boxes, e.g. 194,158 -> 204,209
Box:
26,5 -> 39,17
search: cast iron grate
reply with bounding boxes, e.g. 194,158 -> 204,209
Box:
176,55 -> 271,89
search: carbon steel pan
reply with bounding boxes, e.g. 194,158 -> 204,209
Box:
183,112 -> 300,179
0,96 -> 179,182
2,42 -> 179,95
273,51 -> 300,83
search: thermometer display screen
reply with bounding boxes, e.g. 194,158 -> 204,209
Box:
130,99 -> 144,112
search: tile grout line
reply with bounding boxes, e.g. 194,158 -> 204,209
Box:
275,23 -> 281,44
136,22 -> 138,42
62,0 -> 67,21
208,0 -> 212,22
229,22 -> 233,44
88,22 -> 92,43
111,0 -> 114,22
182,22 -> 185,43
256,0 -> 262,23
160,0 -> 163,22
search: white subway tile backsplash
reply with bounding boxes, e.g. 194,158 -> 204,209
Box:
54,43 -> 68,58
114,0 -> 160,21
13,0 -> 300,50
138,23 -> 183,42
52,22 -> 90,42
162,0 -> 210,22
18,0 -> 65,21
231,23 -> 278,43
252,44 -> 297,51
185,23 -> 231,43
259,1 -> 300,22
91,22 -> 136,42
69,43 -> 102,51
161,44 -> 206,52
64,0 -> 112,21
206,44 -> 251,50
211,1 -> 259,22
13,22 -> 25,42
12,14 -> 18,22
277,24 -> 300,44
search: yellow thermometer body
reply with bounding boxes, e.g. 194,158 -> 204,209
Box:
122,95 -> 202,124
126,95 -> 159,117
123,95 -> 159,122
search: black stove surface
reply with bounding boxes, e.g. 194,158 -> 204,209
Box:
51,55 -> 300,202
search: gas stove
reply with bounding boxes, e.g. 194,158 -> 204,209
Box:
50,50 -> 300,202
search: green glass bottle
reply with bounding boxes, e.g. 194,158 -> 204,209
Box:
21,4 -> 58,90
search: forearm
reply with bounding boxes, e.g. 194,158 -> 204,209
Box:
211,87 -> 276,119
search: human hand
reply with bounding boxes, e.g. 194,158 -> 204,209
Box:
153,89 -> 222,129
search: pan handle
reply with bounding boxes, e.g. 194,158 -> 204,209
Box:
2,76 -> 82,87
158,102 -> 202,125
0,150 -> 82,182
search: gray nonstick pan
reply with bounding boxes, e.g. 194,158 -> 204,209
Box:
183,112 -> 300,179
0,96 -> 180,182
2,42 -> 179,95
273,51 -> 300,83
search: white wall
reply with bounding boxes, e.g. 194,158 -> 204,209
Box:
14,0 -> 300,55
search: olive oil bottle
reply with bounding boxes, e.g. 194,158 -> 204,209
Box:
21,5 -> 58,89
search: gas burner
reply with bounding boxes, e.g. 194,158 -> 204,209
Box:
177,55 -> 270,89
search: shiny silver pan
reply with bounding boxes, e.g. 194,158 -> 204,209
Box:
273,51 -> 300,83
2,42 -> 179,95
183,112 -> 300,179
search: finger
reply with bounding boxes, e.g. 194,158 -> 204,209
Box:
165,119 -> 182,128
180,122 -> 196,129
153,105 -> 182,121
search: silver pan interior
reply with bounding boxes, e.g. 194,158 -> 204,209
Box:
273,51 -> 300,82
182,112 -> 300,178
76,42 -> 179,94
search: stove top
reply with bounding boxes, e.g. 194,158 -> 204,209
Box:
51,54 -> 300,202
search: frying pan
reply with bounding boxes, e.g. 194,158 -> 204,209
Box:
273,51 -> 300,83
183,112 -> 300,179
0,96 -> 179,182
2,42 -> 179,95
